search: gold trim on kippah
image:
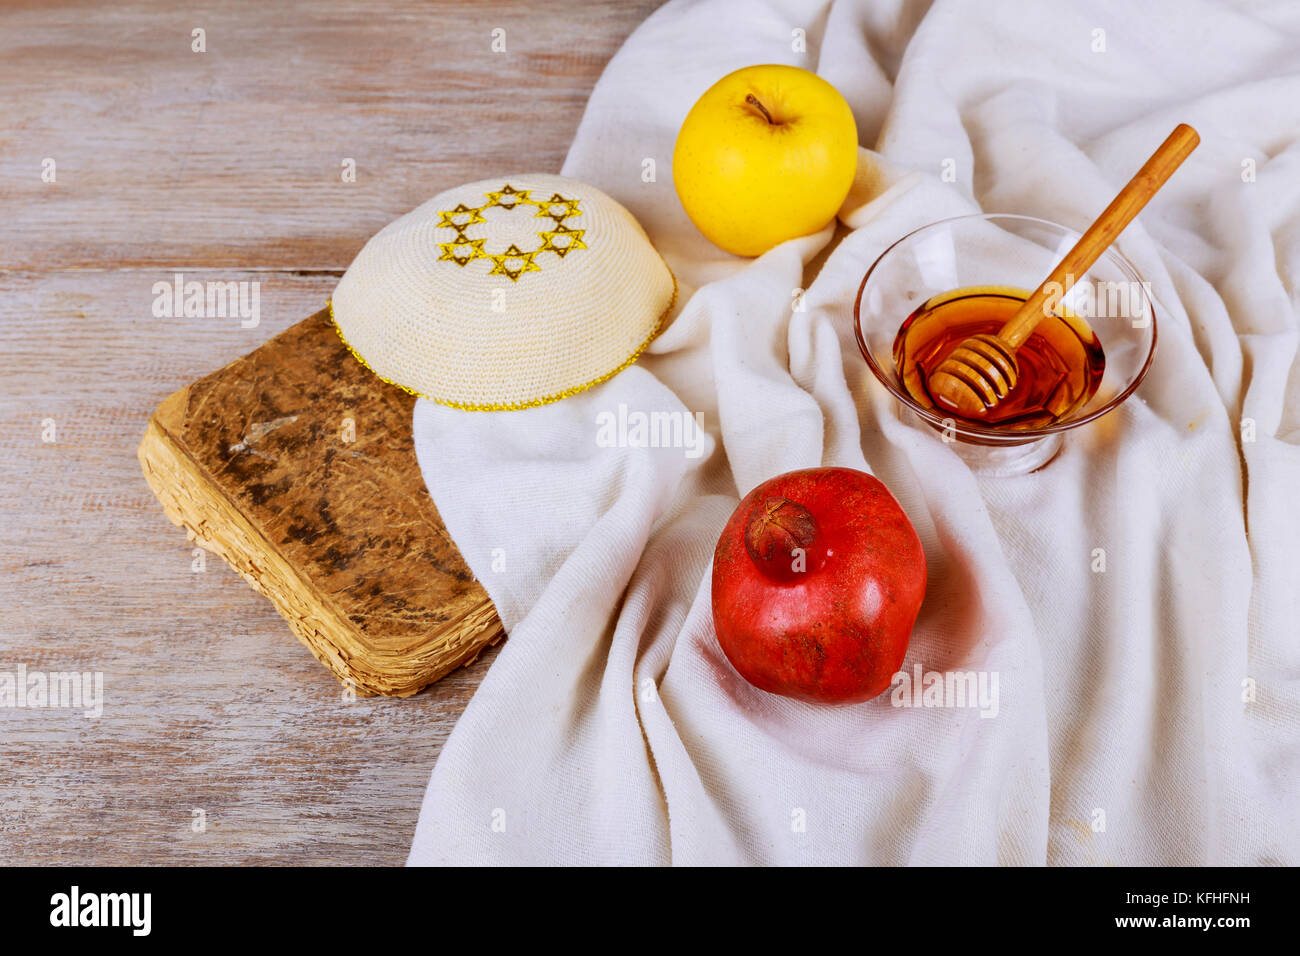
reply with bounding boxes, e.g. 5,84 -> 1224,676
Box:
326,269 -> 678,412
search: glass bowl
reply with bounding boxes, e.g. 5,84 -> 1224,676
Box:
853,213 -> 1158,475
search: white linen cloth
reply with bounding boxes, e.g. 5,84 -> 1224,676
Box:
407,0 -> 1300,865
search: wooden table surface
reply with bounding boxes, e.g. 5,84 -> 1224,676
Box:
0,0 -> 661,865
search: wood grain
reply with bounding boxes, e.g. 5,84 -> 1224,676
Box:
0,0 -> 661,865
1,0 -> 659,272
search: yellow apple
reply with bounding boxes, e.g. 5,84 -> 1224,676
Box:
672,64 -> 858,257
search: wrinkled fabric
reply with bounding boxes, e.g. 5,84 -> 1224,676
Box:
408,0 -> 1300,865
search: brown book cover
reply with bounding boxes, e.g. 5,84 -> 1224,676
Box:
137,307 -> 503,696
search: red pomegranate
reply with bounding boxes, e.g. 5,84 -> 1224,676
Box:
710,467 -> 926,704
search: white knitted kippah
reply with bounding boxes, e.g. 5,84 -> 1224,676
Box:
330,174 -> 676,410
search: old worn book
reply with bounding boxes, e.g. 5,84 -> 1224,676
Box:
138,306 -> 504,697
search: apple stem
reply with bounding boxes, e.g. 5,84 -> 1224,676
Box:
745,93 -> 776,125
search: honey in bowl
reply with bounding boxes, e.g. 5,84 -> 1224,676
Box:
892,285 -> 1105,430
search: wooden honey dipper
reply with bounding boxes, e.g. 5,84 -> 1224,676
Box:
928,123 -> 1199,419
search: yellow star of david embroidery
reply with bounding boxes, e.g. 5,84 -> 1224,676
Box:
437,236 -> 487,266
486,244 -> 542,281
482,185 -> 536,211
436,204 -> 487,231
535,193 -> 582,223
537,223 -> 587,258
433,184 -> 588,282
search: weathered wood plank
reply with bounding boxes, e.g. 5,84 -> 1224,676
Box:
0,0 -> 660,865
0,270 -> 511,864
0,0 -> 658,271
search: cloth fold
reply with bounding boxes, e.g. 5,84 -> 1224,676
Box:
408,0 -> 1300,865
